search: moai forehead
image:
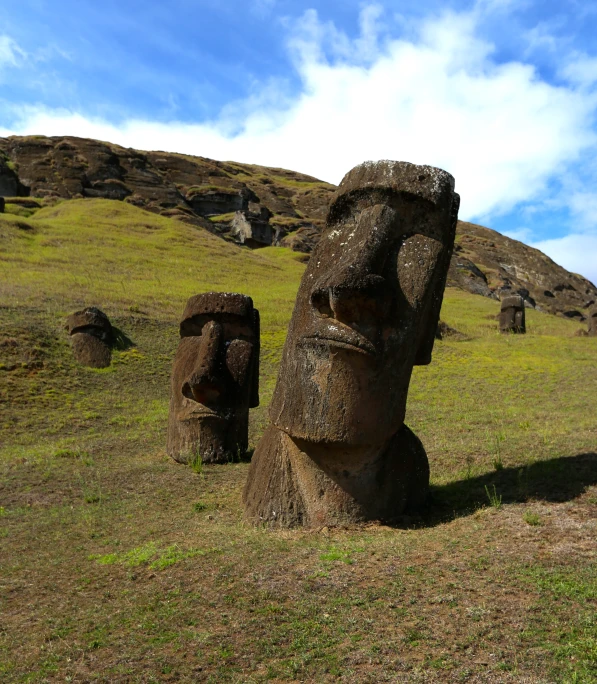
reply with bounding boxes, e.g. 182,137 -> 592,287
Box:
501,295 -> 525,311
66,307 -> 112,337
328,160 -> 457,223
180,292 -> 257,337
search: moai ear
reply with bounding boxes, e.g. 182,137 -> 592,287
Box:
249,309 -> 260,408
414,194 -> 460,366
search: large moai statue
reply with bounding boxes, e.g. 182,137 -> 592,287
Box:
167,292 -> 260,465
588,308 -> 597,337
243,161 -> 459,527
66,307 -> 113,368
499,295 -> 526,334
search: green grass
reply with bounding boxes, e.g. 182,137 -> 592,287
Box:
3,203 -> 39,218
185,184 -> 236,197
1,197 -> 596,682
208,212 -> 236,223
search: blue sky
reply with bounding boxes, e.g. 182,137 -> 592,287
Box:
2,0 -> 597,283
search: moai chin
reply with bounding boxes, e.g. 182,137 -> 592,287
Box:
66,307 -> 113,368
167,292 -> 260,465
588,308 -> 597,337
499,295 -> 526,334
243,160 -> 460,527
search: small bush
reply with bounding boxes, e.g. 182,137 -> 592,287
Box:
523,510 -> 542,526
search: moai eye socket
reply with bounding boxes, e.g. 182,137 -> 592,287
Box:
397,234 -> 444,310
226,339 -> 254,385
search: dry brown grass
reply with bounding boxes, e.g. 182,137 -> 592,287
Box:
1,200 -> 596,682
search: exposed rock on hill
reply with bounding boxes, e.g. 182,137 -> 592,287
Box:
0,135 -> 333,246
450,222 -> 597,318
1,134 -> 595,319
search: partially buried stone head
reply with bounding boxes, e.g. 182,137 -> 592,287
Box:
167,292 -> 260,465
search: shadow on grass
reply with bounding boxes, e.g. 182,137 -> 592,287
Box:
112,326 -> 135,350
416,452 -> 597,528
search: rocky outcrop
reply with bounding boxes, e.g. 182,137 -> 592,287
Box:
0,135 -> 334,247
230,206 -> 273,247
2,135 -> 596,320
447,221 -> 597,319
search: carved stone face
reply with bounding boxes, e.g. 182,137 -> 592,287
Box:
66,307 -> 113,368
167,292 -> 260,464
499,295 -> 526,333
588,309 -> 597,337
269,161 -> 459,446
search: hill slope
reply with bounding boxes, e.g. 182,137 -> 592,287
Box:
1,199 -> 596,682
1,134 -> 596,321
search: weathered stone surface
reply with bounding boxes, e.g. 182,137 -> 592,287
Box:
230,206 -> 273,247
0,153 -> 20,197
588,308 -> 597,337
278,225 -> 322,253
563,309 -> 585,321
167,292 -> 260,465
66,307 -> 113,368
243,160 -> 459,527
499,295 -> 526,334
0,135 -> 335,245
187,189 -> 252,217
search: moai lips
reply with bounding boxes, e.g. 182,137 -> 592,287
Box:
243,160 -> 460,527
499,295 -> 526,334
167,292 -> 260,465
66,307 -> 113,368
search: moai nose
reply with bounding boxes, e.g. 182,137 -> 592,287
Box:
310,203 -> 396,330
311,274 -> 390,332
185,320 -> 225,405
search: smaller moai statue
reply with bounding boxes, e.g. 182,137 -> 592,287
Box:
66,307 -> 113,368
588,308 -> 597,337
167,292 -> 260,465
499,295 -> 526,334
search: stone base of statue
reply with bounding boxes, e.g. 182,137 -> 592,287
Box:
243,424 -> 429,527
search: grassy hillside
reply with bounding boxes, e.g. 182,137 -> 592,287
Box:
1,199 -> 596,682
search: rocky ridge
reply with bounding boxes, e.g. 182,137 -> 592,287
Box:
1,135 -> 595,319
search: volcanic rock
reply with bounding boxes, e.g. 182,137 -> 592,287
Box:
243,160 -> 459,527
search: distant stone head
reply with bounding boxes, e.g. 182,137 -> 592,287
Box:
588,308 -> 597,337
167,292 -> 260,465
499,295 -> 526,334
66,307 -> 113,368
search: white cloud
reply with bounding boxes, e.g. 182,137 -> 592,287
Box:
251,0 -> 277,18
531,234 -> 597,287
0,35 -> 26,68
2,6 -> 597,281
560,52 -> 597,87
